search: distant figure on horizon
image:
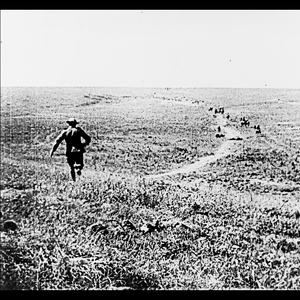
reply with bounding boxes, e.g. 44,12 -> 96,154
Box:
254,124 -> 261,134
50,118 -> 91,181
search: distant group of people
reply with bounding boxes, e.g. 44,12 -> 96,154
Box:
209,106 -> 230,120
240,116 -> 250,127
240,117 -> 261,133
208,106 -> 262,137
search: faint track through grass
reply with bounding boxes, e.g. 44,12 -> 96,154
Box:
146,114 -> 243,179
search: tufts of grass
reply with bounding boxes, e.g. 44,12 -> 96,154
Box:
1,161 -> 300,289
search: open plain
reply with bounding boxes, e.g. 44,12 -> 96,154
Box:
1,87 -> 300,289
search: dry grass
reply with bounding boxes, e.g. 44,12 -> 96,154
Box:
1,87 -> 300,289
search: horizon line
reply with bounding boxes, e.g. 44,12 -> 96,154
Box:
1,85 -> 300,90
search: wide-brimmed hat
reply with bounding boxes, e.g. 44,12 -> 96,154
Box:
66,118 -> 79,125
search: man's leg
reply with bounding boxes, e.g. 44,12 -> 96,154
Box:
70,168 -> 76,181
74,153 -> 84,176
67,155 -> 76,181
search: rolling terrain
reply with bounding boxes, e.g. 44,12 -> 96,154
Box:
1,87 -> 300,289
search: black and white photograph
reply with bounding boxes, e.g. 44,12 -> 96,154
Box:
1,9 -> 300,290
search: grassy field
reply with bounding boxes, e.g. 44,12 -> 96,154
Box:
1,87 -> 300,289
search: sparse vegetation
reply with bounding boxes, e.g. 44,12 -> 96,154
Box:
1,87 -> 300,289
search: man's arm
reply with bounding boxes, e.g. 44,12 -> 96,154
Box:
79,127 -> 91,147
49,131 -> 65,157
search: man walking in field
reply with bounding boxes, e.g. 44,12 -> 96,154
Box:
50,118 -> 91,181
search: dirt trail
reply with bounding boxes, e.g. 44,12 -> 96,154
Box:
146,114 -> 243,179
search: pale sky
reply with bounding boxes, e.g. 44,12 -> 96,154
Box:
1,10 -> 300,88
